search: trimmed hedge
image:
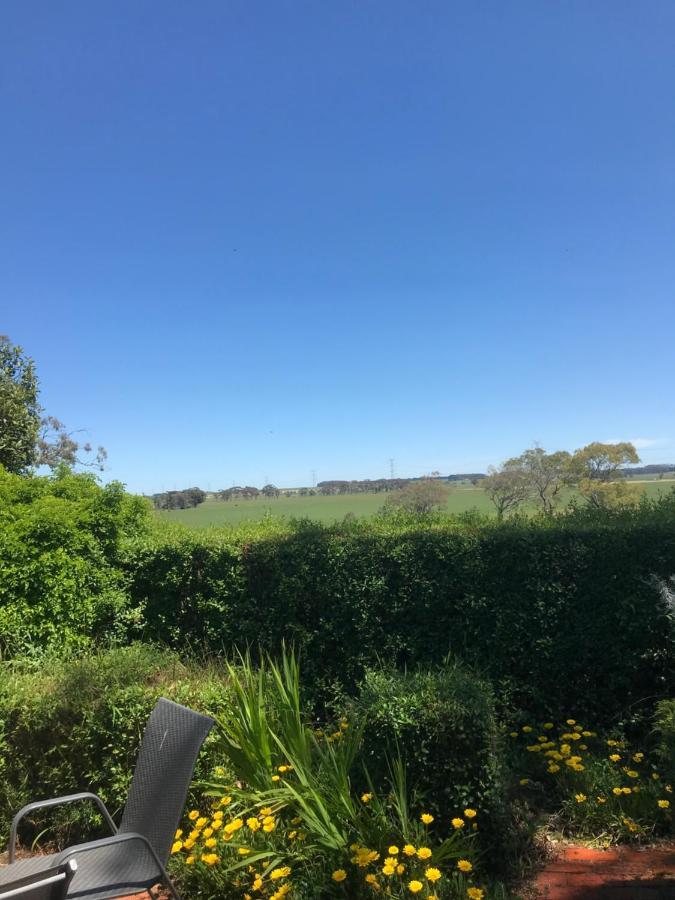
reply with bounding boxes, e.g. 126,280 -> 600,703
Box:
124,495 -> 675,722
0,645 -> 229,851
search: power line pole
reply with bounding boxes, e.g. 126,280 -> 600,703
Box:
389,458 -> 395,479
311,469 -> 317,488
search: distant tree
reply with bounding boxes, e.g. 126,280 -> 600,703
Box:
569,441 -> 641,508
384,477 -> 449,515
481,465 -> 530,520
0,336 -> 106,473
508,446 -> 572,516
261,483 -> 280,498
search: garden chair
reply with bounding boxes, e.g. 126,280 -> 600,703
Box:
1,698 -> 214,900
0,861 -> 77,900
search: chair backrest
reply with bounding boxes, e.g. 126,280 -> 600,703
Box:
0,861 -> 76,900
119,698 -> 214,864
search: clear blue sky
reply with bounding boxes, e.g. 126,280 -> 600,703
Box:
2,1 -> 674,493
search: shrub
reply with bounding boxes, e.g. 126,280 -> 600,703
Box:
348,664 -> 503,823
654,699 -> 675,784
0,467 -> 150,656
0,644 -> 230,851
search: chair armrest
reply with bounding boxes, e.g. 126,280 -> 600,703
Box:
9,793 -> 117,863
57,832 -> 168,881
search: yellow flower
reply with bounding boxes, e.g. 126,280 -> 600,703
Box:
213,810 -> 223,820
417,847 -> 432,860
388,846 -> 399,855
403,844 -> 416,857
174,829 -> 183,838
203,827 -> 213,838
548,764 -> 561,773
452,818 -> 465,829
543,722 -> 554,729
522,726 -> 533,733
408,881 -> 423,893
171,841 -> 183,854
609,754 -> 621,762
188,810 -> 199,821
425,867 -> 441,883
278,765 -> 290,773
361,793 -> 373,803
597,797 -> 607,804
622,787 -> 632,795
396,864 -> 406,875
247,817 -> 260,832
421,813 -> 434,825
185,855 -> 194,864
201,853 -> 219,865
626,771 -> 638,778
270,867 -> 291,880
612,787 -> 623,795
566,719 -> 576,725
467,889 -> 485,900
464,808 -> 477,819
652,773 -> 661,780
666,785 -> 673,793
263,821 -> 276,833
658,800 -> 670,809
382,865 -> 395,876
509,732 -> 518,738
272,775 -> 281,782
204,838 -> 217,848
332,870 -> 347,882
457,860 -> 473,873
238,847 -> 251,856
260,807 -> 273,816
519,779 -> 529,786
196,817 -> 208,828
575,794 -> 587,803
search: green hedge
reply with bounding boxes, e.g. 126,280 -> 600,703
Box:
124,496 -> 675,722
0,644 -> 229,851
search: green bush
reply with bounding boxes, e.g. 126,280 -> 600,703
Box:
0,466 -> 150,656
654,699 -> 675,784
351,664 -> 502,822
0,644 -> 230,851
124,493 -> 675,722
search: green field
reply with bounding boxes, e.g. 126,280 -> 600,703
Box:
157,477 -> 675,527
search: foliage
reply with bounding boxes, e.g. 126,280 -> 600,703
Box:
0,644 -> 229,851
480,467 -> 530,519
508,715 -> 673,843
172,649 -> 498,899
346,665 -> 504,826
0,467 -> 150,656
654,699 -> 675,784
383,478 -> 450,515
125,493 -> 675,722
0,335 -> 41,473
0,335 -> 106,473
153,487 -> 207,510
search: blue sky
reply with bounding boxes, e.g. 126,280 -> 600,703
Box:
2,1 -> 674,493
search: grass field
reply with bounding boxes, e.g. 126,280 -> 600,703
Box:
156,477 -> 675,527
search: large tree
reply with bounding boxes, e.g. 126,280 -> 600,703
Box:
481,465 -> 530,519
569,441 -> 641,508
0,336 -> 106,474
507,446 -> 572,516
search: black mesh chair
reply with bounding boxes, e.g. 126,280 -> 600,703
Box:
1,699 -> 214,900
0,861 -> 77,900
